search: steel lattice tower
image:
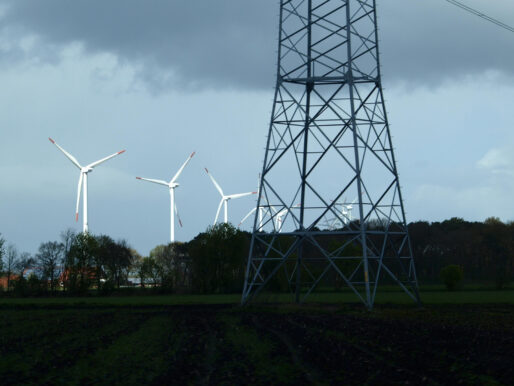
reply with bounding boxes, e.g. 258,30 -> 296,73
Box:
242,0 -> 421,309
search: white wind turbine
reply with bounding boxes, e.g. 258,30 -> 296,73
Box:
322,197 -> 357,230
331,197 -> 357,228
274,203 -> 300,233
239,205 -> 272,231
238,174 -> 268,231
275,207 -> 289,233
205,168 -> 257,225
136,152 -> 195,243
344,197 -> 357,224
49,137 -> 125,233
239,207 -> 258,229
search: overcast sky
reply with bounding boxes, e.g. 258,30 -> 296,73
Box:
1,0 -> 513,256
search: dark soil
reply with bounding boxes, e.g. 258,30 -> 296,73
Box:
1,303 -> 512,385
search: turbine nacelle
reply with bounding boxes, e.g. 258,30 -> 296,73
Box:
136,151 -> 195,243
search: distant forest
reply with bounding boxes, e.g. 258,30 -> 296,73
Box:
0,217 -> 512,296
410,217 -> 513,288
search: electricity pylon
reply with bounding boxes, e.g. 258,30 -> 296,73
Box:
242,0 -> 421,309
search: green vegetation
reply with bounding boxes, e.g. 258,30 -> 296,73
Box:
2,218 -> 514,298
0,302 -> 512,384
1,213 -> 512,383
1,223 -> 253,296
440,264 -> 464,290
0,285 -> 512,307
411,217 -> 514,288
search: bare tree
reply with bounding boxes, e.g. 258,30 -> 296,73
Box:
0,234 -> 5,272
5,244 -> 19,291
37,241 -> 64,293
60,228 -> 76,292
17,252 -> 34,278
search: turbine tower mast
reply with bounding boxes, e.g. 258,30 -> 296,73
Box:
242,0 -> 421,309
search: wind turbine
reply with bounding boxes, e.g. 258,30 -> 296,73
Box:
239,205 -> 273,231
275,207 -> 289,233
322,197 -> 357,230
238,174 -> 268,231
49,137 -> 125,233
344,197 -> 357,224
205,168 -> 256,225
274,203 -> 300,233
136,152 -> 195,243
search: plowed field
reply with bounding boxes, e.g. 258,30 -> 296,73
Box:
1,303 -> 512,385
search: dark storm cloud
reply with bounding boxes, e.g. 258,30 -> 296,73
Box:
0,0 -> 278,90
379,0 -> 514,86
1,0 -> 513,90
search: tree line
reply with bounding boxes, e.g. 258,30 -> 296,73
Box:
0,217 -> 512,296
410,217 -> 513,289
0,229 -> 135,295
0,223 -> 249,296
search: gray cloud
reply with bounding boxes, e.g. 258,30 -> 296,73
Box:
379,0 -> 514,87
0,0 -> 513,90
0,0 -> 277,90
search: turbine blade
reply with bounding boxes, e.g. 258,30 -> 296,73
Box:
238,207 -> 257,227
87,150 -> 125,169
136,177 -> 169,186
49,138 -> 82,169
75,172 -> 83,222
214,199 -> 224,225
171,151 -> 195,183
278,208 -> 289,216
205,168 -> 224,196
174,203 -> 183,227
228,191 -> 257,200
